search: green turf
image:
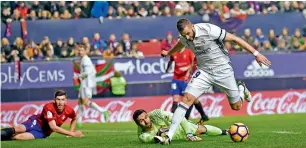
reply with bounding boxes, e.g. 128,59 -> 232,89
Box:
2,113 -> 306,148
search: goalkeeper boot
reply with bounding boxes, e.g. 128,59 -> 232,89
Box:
237,80 -> 252,102
154,135 -> 171,145
186,133 -> 202,141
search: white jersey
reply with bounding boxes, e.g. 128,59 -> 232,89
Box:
180,23 -> 230,72
80,55 -> 96,88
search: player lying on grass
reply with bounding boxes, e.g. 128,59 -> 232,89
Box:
1,90 -> 84,141
133,109 -> 227,143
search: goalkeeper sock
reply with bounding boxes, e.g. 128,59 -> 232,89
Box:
171,102 -> 178,113
203,125 -> 222,136
193,101 -> 208,119
167,102 -> 189,140
77,104 -> 84,124
1,128 -> 15,141
185,105 -> 193,119
88,101 -> 103,113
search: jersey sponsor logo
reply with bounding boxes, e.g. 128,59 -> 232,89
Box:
47,111 -> 53,118
194,48 -> 211,56
244,60 -> 274,78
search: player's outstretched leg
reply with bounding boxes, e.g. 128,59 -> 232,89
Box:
162,93 -> 196,145
195,125 -> 228,136
229,80 -> 251,111
83,98 -> 110,122
171,95 -> 181,113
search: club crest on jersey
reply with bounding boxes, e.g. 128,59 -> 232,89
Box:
47,111 -> 53,118
62,115 -> 65,120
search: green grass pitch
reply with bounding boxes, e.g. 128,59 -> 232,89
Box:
2,113 -> 306,148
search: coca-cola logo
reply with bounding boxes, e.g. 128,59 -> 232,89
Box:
247,91 -> 306,115
1,104 -> 44,127
160,95 -> 225,119
74,100 -> 135,123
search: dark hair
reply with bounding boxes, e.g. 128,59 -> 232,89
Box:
177,18 -> 191,32
133,109 -> 146,125
54,90 -> 67,98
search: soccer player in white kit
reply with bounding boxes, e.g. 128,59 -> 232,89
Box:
158,18 -> 271,144
77,45 -> 109,127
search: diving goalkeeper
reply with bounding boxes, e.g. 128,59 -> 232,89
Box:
133,109 -> 227,143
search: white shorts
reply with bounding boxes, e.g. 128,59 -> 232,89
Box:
185,64 -> 240,104
78,87 -> 96,99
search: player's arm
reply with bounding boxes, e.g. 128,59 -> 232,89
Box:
224,33 -> 271,66
161,40 -> 185,57
48,120 -> 77,136
80,59 -> 96,79
165,56 -> 174,73
69,118 -> 77,132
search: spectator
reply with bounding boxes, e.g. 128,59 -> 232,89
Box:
161,32 -> 177,51
262,41 -> 274,51
73,7 -> 83,19
70,46 -> 80,57
126,7 -> 136,18
67,37 -> 76,54
198,3 -> 209,15
40,10 -> 50,20
28,10 -> 38,21
116,6 -> 127,18
230,2 -> 246,19
174,5 -> 185,16
1,51 -> 7,63
80,1 -> 91,18
128,43 -> 144,59
12,9 -> 21,21
91,1 -> 109,18
268,29 -> 278,48
241,28 -> 254,46
150,6 -> 161,17
107,6 -> 117,18
14,37 -> 24,54
1,38 -> 11,56
24,40 -> 37,58
51,11 -> 60,20
225,41 -> 236,54
67,1 -> 79,15
81,37 -> 91,53
114,44 -> 125,57
60,9 -> 72,19
138,6 -> 148,17
103,47 -> 114,59
110,71 -> 127,96
253,39 -> 261,51
255,28 -> 267,45
32,47 -> 44,60
120,33 -> 132,53
54,39 -> 64,57
291,28 -> 304,46
298,2 -> 305,12
108,34 -> 119,51
278,27 -> 292,49
60,47 -> 69,58
1,8 -> 12,24
31,1 -> 42,15
57,1 -> 67,14
15,2 -> 28,19
40,36 -> 54,56
92,33 -> 107,53
162,6 -> 172,17
267,3 -> 279,14
7,47 -> 22,62
186,5 -> 196,16
282,1 -> 293,12
92,48 -> 102,56
22,49 -> 32,61
292,39 -> 301,51
276,39 -> 289,51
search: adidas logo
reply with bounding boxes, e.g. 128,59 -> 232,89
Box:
244,60 -> 274,77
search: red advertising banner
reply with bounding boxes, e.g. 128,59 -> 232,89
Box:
1,89 -> 306,127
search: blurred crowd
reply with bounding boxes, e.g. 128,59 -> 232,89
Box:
1,32 -> 144,63
1,1 -> 306,22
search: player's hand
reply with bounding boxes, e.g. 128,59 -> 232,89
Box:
255,54 -> 271,67
161,50 -> 168,57
72,131 -> 84,137
80,74 -> 88,79
186,134 -> 202,141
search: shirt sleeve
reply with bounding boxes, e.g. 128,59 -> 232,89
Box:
138,132 -> 155,143
68,108 -> 76,120
42,105 -> 56,123
206,23 -> 227,42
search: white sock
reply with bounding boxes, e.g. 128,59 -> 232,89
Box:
204,125 -> 222,136
88,101 -> 103,113
77,104 -> 84,124
167,102 -> 189,140
238,85 -> 245,100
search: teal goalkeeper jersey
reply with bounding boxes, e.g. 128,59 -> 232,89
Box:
137,109 -> 198,143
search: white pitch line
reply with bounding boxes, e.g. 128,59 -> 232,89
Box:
271,131 -> 305,135
82,130 -> 136,133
